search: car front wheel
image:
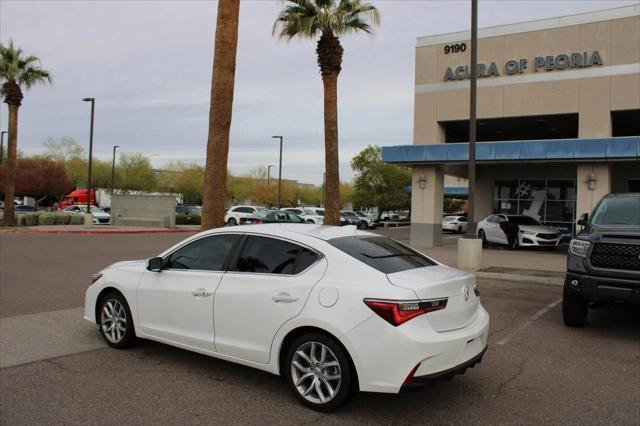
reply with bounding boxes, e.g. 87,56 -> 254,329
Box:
98,292 -> 136,348
563,288 -> 588,327
227,217 -> 237,226
285,333 -> 355,411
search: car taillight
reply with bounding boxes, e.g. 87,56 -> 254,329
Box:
91,273 -> 102,285
254,219 -> 263,224
363,298 -> 448,326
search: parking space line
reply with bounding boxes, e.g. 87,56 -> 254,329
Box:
496,298 -> 562,346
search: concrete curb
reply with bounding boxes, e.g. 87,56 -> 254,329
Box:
475,271 -> 564,286
20,229 -> 198,235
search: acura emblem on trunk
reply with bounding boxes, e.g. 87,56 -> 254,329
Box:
463,286 -> 470,302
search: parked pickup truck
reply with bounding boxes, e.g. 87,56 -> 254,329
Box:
563,193 -> 640,327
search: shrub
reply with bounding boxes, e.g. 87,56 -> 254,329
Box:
24,212 -> 42,226
175,213 -> 189,225
38,212 -> 55,225
52,212 -> 71,225
69,213 -> 84,225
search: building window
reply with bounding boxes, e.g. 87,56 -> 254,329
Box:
493,179 -> 576,241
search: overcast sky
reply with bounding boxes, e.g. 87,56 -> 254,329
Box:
1,0 -> 637,185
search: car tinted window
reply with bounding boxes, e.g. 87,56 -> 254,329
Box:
167,234 -> 240,271
234,236 -> 302,274
507,215 -> 540,225
328,236 -> 436,274
296,249 -> 321,273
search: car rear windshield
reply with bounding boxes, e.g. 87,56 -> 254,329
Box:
328,236 -> 436,274
591,196 -> 640,227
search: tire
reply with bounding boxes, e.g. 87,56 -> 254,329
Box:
562,288 -> 588,327
227,217 -> 237,226
510,237 -> 519,250
98,292 -> 136,349
358,221 -> 368,230
457,226 -> 462,234
306,220 -> 315,224
478,229 -> 487,248
284,333 -> 355,412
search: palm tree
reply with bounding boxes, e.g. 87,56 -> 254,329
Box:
274,0 -> 379,225
0,40 -> 52,226
201,0 -> 241,230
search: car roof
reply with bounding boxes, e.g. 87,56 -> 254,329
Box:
202,223 -> 377,241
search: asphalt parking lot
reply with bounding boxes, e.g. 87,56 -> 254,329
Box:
1,232 -> 638,425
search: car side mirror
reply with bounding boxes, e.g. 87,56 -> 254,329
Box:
147,257 -> 164,272
577,213 -> 588,227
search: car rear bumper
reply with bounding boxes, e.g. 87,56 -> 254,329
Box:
401,346 -> 487,391
343,304 -> 489,393
565,271 -> 640,304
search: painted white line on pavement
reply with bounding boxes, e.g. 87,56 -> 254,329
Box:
0,307 -> 106,369
496,298 -> 562,346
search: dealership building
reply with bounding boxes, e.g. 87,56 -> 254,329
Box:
383,5 -> 640,247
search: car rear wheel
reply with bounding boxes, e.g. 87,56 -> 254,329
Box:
563,288 -> 588,327
285,333 -> 355,412
510,237 -> 519,250
457,226 -> 462,234
98,292 -> 136,349
478,229 -> 487,247
358,221 -> 368,230
227,217 -> 237,226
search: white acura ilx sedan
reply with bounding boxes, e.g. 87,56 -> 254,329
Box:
85,224 -> 489,411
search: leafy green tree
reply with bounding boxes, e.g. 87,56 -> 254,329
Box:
117,153 -> 157,192
0,39 -> 52,225
351,145 -> 411,218
274,0 -> 380,225
164,162 -> 204,204
42,137 -> 84,162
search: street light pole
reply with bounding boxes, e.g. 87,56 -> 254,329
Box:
465,0 -> 478,238
111,145 -> 120,198
0,131 -> 6,163
267,165 -> 274,185
272,136 -> 283,209
82,98 -> 95,214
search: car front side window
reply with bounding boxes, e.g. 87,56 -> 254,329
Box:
166,234 -> 241,271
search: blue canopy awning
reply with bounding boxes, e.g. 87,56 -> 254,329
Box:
382,136 -> 640,165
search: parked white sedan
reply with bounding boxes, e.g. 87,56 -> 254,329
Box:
442,215 -> 468,233
477,214 -> 562,249
64,205 -> 111,224
224,205 -> 268,226
85,224 -> 489,411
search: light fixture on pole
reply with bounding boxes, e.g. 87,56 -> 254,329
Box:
267,165 -> 275,185
586,173 -> 597,191
0,130 -> 6,163
418,174 -> 427,190
82,97 -> 96,214
272,136 -> 283,208
111,145 -> 120,199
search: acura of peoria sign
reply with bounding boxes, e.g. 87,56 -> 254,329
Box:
443,51 -> 603,81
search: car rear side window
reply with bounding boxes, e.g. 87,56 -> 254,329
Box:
234,236 -> 304,275
328,236 -> 436,274
167,234 -> 241,271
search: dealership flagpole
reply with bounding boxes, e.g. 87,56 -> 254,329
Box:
466,0 -> 478,238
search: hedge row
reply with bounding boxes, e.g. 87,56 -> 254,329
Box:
175,213 -> 201,225
18,211 -> 85,226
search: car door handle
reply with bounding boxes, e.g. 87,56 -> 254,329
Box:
272,293 -> 299,303
192,288 -> 212,297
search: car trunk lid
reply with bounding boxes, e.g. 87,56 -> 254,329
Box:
386,265 -> 479,332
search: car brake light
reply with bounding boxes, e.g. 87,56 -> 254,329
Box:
91,273 -> 102,285
363,298 -> 448,326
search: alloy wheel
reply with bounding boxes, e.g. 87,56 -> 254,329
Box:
291,341 -> 342,404
100,298 -> 127,344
